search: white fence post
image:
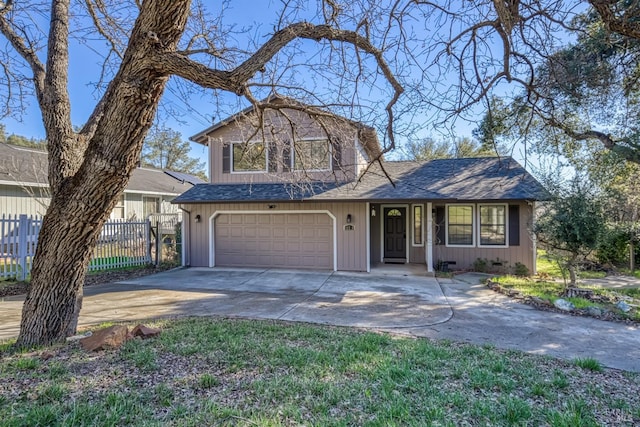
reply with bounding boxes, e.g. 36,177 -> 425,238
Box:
17,214 -> 28,281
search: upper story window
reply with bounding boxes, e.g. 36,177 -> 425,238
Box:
447,205 -> 474,246
232,143 -> 267,172
294,139 -> 331,171
479,204 -> 507,246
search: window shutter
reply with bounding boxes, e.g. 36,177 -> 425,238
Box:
222,144 -> 230,173
268,142 -> 278,172
331,137 -> 343,171
282,140 -> 291,172
509,205 -> 520,246
435,206 -> 445,245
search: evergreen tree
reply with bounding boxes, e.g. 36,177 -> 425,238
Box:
141,127 -> 206,179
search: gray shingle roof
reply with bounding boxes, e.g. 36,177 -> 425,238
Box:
0,143 -> 195,195
173,157 -> 549,204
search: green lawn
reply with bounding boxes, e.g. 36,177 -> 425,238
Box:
1,318 -> 639,426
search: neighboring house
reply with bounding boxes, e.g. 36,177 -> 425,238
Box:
174,97 -> 548,274
0,143 -> 204,219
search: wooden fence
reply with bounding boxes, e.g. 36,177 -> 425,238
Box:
0,214 -> 152,280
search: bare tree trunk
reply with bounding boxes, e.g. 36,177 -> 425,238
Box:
15,0 -> 192,347
631,241 -> 635,273
17,211 -> 97,345
567,254 -> 578,287
568,264 -> 577,287
6,0 -> 403,347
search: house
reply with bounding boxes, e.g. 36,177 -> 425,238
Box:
0,143 -> 204,219
174,97 -> 548,274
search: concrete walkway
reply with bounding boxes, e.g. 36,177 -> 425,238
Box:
1,268 -> 638,372
410,273 -> 640,372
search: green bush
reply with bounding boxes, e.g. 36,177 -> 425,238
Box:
473,258 -> 488,273
514,262 -> 530,277
596,226 -> 629,266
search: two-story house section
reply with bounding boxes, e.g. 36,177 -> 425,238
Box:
190,95 -> 381,185
174,96 -> 549,274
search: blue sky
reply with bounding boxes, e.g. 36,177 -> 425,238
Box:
0,2 -> 548,169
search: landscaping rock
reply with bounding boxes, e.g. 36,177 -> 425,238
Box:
131,324 -> 161,339
66,331 -> 92,342
553,299 -> 575,311
80,325 -> 129,352
586,306 -> 603,317
616,301 -> 632,313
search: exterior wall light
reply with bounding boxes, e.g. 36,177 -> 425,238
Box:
371,207 -> 376,217
195,214 -> 201,223
346,214 -> 352,223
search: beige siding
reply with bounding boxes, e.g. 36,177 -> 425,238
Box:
182,201 -> 368,272
432,201 -> 535,273
206,108 -> 360,184
0,184 -> 50,217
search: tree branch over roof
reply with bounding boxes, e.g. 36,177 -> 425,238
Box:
156,21 -> 403,150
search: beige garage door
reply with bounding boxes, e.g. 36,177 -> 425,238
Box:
215,213 -> 333,269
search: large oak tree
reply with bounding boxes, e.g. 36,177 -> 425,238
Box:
1,0 -> 406,346
6,0 -> 640,346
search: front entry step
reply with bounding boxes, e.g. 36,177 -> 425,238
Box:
383,258 -> 407,264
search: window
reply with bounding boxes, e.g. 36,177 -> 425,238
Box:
479,205 -> 507,246
232,143 -> 267,172
413,205 -> 423,246
143,196 -> 161,219
387,208 -> 402,217
111,195 -> 125,220
294,139 -> 330,171
447,205 -> 473,246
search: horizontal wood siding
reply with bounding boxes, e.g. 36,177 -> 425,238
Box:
1,185 -> 178,220
432,201 -> 535,273
0,185 -> 50,216
182,202 -> 368,271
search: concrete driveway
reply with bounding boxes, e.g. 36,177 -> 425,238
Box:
1,267 -> 638,372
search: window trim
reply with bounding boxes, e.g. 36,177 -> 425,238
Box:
412,204 -> 424,247
143,196 -> 161,219
293,138 -> 332,172
477,203 -> 509,248
445,204 -> 475,248
230,141 -> 268,173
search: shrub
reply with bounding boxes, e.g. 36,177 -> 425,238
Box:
596,226 -> 629,266
473,258 -> 488,273
514,262 -> 530,277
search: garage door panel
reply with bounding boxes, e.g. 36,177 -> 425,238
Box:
215,213 -> 333,269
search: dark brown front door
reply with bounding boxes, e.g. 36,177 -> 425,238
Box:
384,207 -> 406,259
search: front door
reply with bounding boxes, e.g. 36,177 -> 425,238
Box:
384,207 -> 406,260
